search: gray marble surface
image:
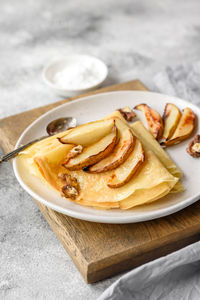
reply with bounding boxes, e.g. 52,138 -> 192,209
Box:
1,0 -> 200,299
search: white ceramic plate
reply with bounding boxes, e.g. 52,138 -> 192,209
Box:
13,91 -> 200,224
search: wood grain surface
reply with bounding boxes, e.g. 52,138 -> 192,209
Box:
0,80 -> 200,283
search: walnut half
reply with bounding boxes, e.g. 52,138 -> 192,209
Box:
118,107 -> 136,122
58,172 -> 79,199
66,145 -> 83,161
186,135 -> 200,158
61,185 -> 79,199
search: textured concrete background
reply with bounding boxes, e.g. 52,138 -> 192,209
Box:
1,0 -> 200,299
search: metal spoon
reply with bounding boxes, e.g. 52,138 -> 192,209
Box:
0,117 -> 77,163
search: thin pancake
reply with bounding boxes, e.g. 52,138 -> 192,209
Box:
75,199 -> 119,209
119,182 -> 174,209
19,111 -> 181,209
72,151 -> 178,203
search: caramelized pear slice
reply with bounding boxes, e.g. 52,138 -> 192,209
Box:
59,119 -> 114,146
162,107 -> 195,146
88,119 -> 135,173
63,126 -> 117,170
135,103 -> 163,140
162,103 -> 181,140
107,139 -> 145,188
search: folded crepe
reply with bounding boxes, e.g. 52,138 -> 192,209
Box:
19,110 -> 183,209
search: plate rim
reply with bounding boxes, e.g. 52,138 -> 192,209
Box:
13,90 -> 200,223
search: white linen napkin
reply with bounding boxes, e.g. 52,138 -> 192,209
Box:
98,240 -> 200,300
98,62 -> 200,300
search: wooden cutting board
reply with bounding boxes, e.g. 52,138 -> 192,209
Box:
0,79 -> 200,283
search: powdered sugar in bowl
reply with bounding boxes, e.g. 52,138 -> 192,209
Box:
43,55 -> 108,97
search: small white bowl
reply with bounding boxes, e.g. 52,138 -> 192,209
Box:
42,54 -> 108,97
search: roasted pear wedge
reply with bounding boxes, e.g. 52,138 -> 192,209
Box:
162,103 -> 182,140
63,125 -> 117,170
59,119 -> 114,146
107,139 -> 145,188
134,103 -> 163,140
161,107 -> 195,146
87,118 -> 136,173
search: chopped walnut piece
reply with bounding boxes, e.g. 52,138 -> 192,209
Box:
58,172 -> 78,186
61,185 -> 79,199
58,171 -> 70,182
118,108 -> 136,121
58,172 -> 80,199
66,145 -> 83,160
186,135 -> 200,158
192,143 -> 200,153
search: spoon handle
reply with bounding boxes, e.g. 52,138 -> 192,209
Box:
0,136 -> 48,163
